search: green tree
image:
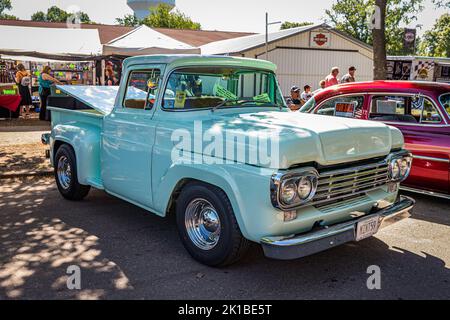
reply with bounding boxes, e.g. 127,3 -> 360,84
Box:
31,11 -> 46,21
141,3 -> 201,30
116,14 -> 141,27
432,0 -> 450,8
325,0 -> 424,55
418,14 -> 450,57
0,0 -> 17,20
31,6 -> 92,23
280,21 -> 314,30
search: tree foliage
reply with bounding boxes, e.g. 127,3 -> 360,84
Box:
418,14 -> 450,57
116,14 -> 141,27
0,0 -> 17,20
31,5 -> 92,23
280,21 -> 314,30
141,4 -> 201,30
325,0 -> 424,55
432,0 -> 450,8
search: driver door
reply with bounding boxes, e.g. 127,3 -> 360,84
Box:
102,65 -> 163,209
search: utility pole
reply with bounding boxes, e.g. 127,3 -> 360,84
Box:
265,12 -> 281,61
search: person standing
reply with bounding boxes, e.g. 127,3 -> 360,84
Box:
313,80 -> 326,95
38,66 -> 62,121
324,67 -> 339,87
341,66 -> 356,83
105,61 -> 118,86
300,85 -> 313,103
286,86 -> 302,111
15,64 -> 33,119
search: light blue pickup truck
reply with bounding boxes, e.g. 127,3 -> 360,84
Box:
44,55 -> 414,266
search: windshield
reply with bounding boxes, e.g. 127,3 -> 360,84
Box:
162,67 -> 286,110
299,96 -> 316,113
440,93 -> 450,117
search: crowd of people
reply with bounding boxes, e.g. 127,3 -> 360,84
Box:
286,66 -> 357,111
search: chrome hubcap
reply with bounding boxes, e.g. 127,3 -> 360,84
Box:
57,156 -> 72,190
185,198 -> 221,250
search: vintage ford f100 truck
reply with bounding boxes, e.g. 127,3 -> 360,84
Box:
44,55 -> 415,266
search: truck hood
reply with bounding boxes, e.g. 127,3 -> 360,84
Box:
175,110 -> 403,169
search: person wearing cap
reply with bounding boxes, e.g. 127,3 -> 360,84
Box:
324,67 -> 339,87
300,85 -> 313,103
286,86 -> 302,111
341,66 -> 357,83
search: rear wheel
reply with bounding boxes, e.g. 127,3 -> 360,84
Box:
54,144 -> 90,201
176,182 -> 250,267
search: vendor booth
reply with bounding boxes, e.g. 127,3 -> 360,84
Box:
0,25 -> 102,118
387,56 -> 450,83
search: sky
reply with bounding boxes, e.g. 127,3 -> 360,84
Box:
7,0 -> 450,35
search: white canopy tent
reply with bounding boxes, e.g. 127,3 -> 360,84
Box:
103,25 -> 200,56
0,25 -> 102,59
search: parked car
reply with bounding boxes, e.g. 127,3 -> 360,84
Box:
300,80 -> 450,199
42,56 -> 414,266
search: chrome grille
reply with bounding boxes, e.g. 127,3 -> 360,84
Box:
312,161 -> 389,207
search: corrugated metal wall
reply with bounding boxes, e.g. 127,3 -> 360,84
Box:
241,29 -> 374,95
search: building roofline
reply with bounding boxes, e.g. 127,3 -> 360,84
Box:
203,23 -> 374,55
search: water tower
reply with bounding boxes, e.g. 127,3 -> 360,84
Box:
127,0 -> 176,20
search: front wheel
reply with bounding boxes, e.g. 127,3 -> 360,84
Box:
176,182 -> 250,267
54,144 -> 90,201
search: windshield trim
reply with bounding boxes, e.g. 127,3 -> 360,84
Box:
160,65 -> 287,112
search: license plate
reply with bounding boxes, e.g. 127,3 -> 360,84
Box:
356,215 -> 380,241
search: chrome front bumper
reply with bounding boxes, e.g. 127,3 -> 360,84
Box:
260,195 -> 415,260
41,133 -> 50,145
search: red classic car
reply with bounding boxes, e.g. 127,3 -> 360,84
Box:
300,81 -> 450,199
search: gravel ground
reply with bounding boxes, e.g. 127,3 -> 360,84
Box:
0,124 -> 51,176
0,177 -> 449,300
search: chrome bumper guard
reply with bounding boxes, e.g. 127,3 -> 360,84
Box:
261,196 -> 415,260
41,133 -> 50,145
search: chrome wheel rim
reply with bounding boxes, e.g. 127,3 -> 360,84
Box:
57,155 -> 72,190
185,198 -> 221,250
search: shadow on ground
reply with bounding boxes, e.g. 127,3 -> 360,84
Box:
0,177 -> 449,300
400,190 -> 450,227
0,143 -> 50,175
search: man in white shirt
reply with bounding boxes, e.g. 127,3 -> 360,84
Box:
300,85 -> 313,103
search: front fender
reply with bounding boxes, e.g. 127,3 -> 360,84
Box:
153,161 -> 275,241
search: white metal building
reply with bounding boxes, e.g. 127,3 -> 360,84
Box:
201,24 -> 374,94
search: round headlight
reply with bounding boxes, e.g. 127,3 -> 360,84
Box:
280,180 -> 297,205
399,157 -> 411,178
390,159 -> 401,180
400,159 -> 409,177
297,176 -> 313,200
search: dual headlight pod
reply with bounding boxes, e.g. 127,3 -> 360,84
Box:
388,152 -> 413,182
271,169 -> 319,210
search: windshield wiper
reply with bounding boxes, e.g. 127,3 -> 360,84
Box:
211,99 -> 255,112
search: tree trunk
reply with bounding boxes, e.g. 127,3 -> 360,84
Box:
373,0 -> 387,80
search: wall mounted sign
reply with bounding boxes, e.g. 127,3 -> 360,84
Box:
310,31 -> 331,48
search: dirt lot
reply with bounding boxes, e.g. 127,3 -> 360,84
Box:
0,142 -> 50,175
0,116 -> 51,177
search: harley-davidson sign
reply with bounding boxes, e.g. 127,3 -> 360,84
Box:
311,31 -> 331,48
